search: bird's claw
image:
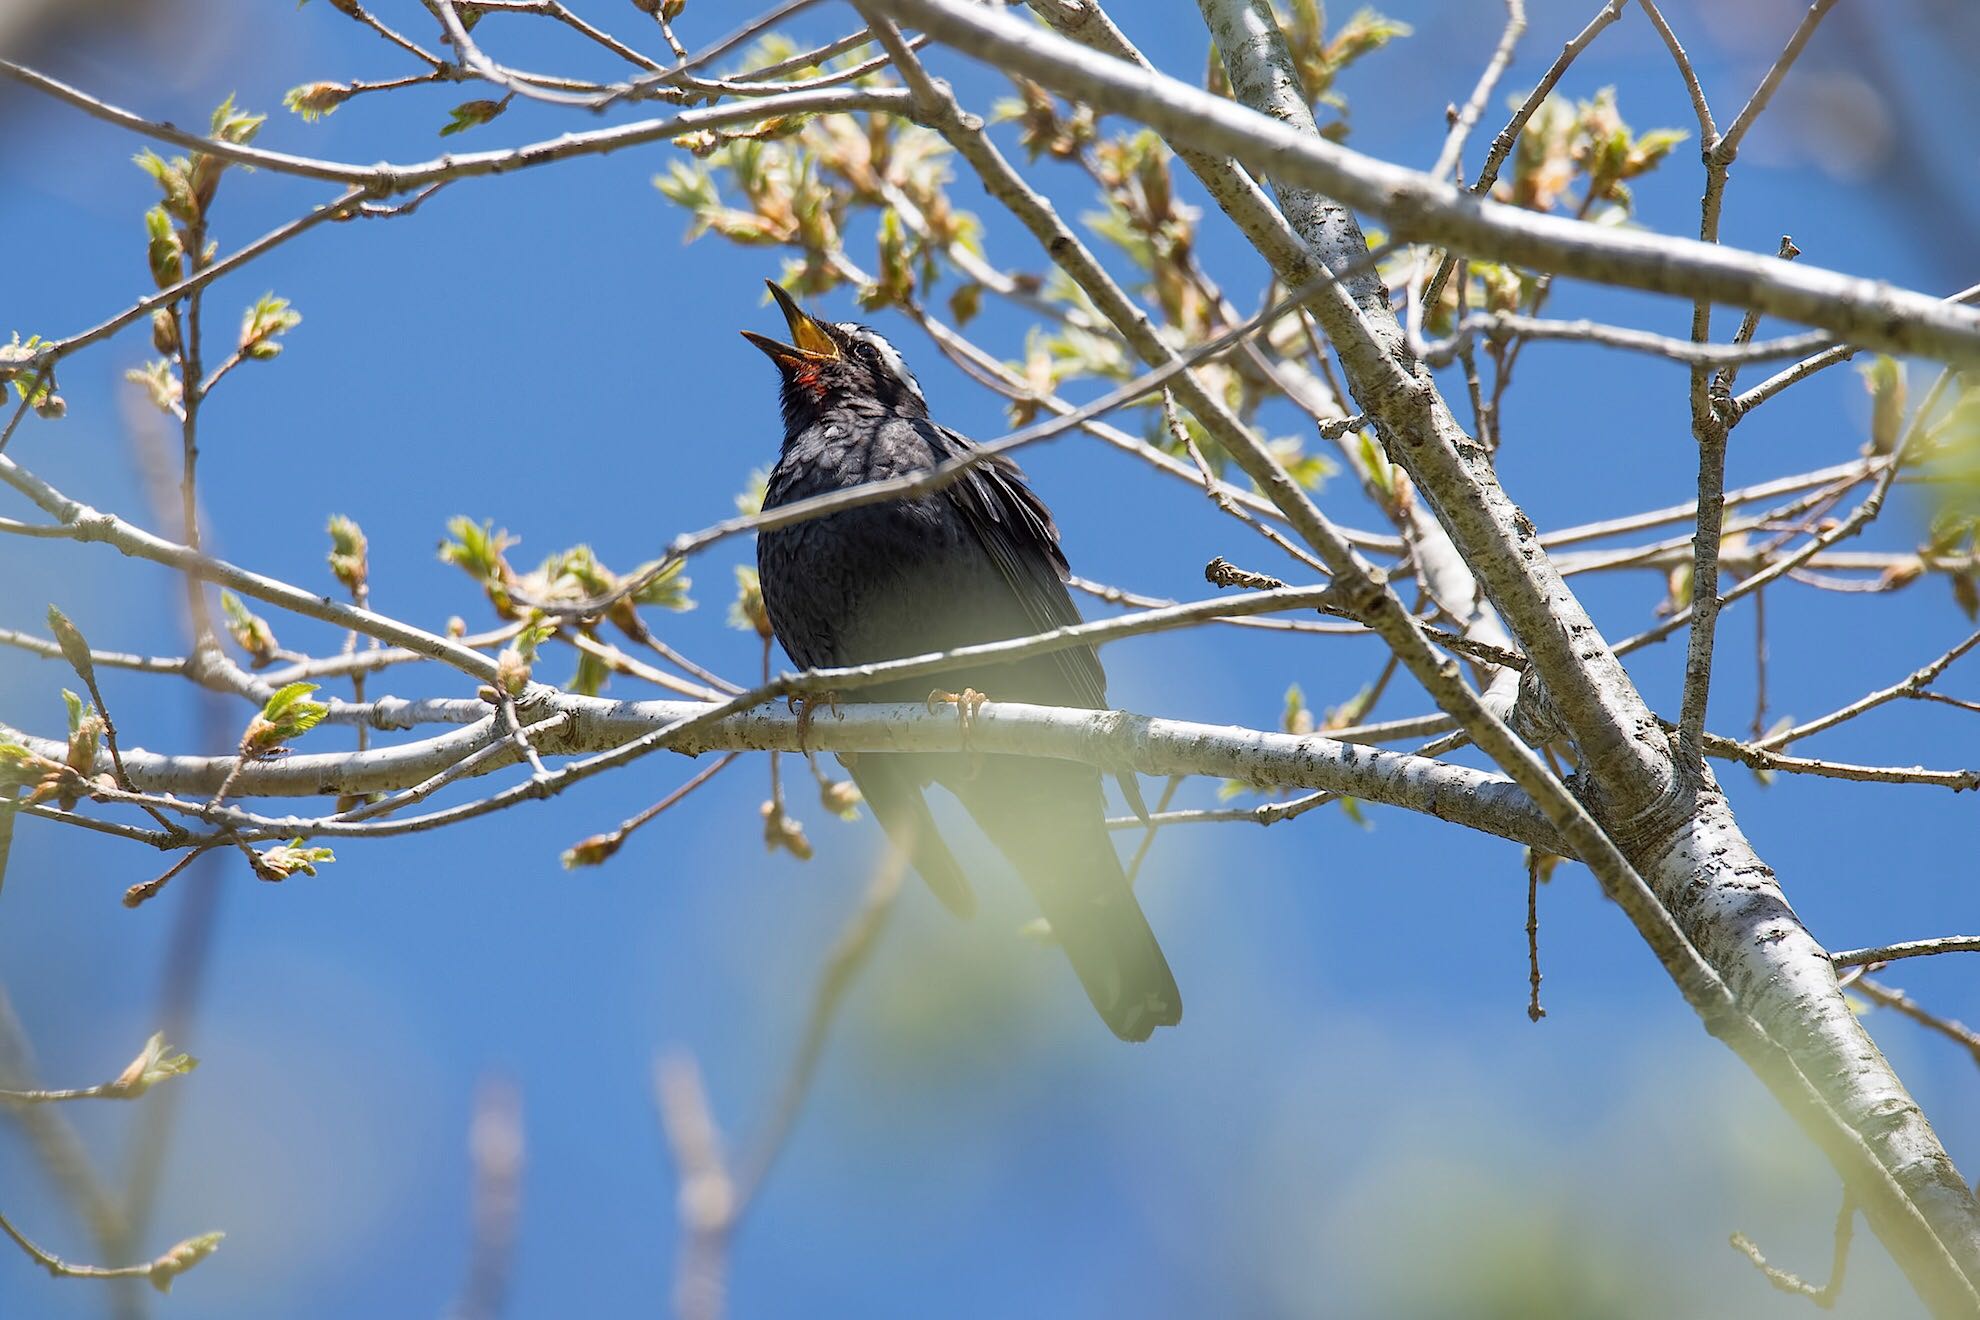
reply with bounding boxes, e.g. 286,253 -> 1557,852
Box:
787,691 -> 843,751
927,687 -> 988,749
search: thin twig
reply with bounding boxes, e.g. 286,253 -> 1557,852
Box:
1731,1193 -> 1855,1308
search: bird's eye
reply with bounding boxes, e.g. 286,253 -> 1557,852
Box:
854,341 -> 880,364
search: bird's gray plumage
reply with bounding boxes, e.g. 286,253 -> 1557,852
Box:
746,285 -> 1181,1041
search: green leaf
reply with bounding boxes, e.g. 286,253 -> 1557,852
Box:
326,514 -> 368,595
729,565 -> 770,637
209,92 -> 266,146
220,590 -> 280,666
568,648 -> 610,697
239,292 -> 301,359
144,205 -> 184,288
630,557 -> 694,611
1281,683 -> 1313,735
283,81 -> 352,123
733,467 -> 770,517
440,98 -> 509,137
439,516 -> 517,583
243,682 -> 327,756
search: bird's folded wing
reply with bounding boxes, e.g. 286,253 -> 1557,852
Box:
926,421 -> 1109,711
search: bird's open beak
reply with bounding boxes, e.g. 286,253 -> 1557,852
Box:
741,279 -> 840,367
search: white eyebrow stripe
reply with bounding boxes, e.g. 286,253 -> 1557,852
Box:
841,325 -> 926,404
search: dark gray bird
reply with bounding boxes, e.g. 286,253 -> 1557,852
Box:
744,282 -> 1182,1042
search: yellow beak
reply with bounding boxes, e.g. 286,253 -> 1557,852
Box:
740,279 -> 840,365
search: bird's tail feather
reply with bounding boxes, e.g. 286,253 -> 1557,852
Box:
958,758 -> 1181,1042
841,754 -> 975,918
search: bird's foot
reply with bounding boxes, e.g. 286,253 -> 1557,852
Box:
927,688 -> 988,764
787,690 -> 843,751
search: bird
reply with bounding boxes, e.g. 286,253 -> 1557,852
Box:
744,280 -> 1182,1042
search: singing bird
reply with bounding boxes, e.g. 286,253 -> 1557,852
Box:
744,282 -> 1182,1042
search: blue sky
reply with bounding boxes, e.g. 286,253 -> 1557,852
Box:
2,1 -> 1977,1316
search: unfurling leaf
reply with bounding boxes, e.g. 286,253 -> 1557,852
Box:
326,514 -> 368,595
1953,570 -> 1980,622
630,557 -> 694,611
440,98 -> 509,137
284,81 -> 353,122
239,292 -> 301,360
568,648 -> 609,698
242,682 -> 327,757
439,516 -> 520,613
107,1031 -> 199,1098
220,590 -> 280,666
125,359 -> 183,415
733,467 -> 770,517
60,688 -> 103,800
144,205 -> 184,288
251,838 -> 335,881
729,565 -> 771,638
1324,684 -> 1376,732
1281,683 -> 1313,735
496,647 -> 531,697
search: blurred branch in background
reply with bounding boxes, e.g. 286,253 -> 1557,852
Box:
449,1078 -> 524,1320
658,844 -> 906,1320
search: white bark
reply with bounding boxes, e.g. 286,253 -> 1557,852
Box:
1,697 -> 1572,856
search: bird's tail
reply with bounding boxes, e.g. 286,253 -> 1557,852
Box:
960,757 -> 1182,1042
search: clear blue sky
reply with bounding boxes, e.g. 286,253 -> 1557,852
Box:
3,2 -> 1976,1316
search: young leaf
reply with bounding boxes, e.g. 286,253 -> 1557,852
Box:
251,838 -> 336,881
239,292 -> 301,360
242,682 -> 328,757
729,565 -> 771,637
220,590 -> 280,666
107,1032 -> 199,1098
326,514 -> 368,595
284,81 -> 353,123
440,98 -> 509,137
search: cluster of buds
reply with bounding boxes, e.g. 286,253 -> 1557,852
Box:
1507,89 -> 1686,216
282,81 -> 354,123
995,77 -> 1096,161
250,838 -> 337,882
761,797 -> 813,860
327,514 -> 369,597
0,333 -> 64,419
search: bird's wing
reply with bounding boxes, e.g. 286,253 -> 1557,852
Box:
923,420 -> 1108,711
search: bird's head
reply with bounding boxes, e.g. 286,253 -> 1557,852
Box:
742,280 -> 928,430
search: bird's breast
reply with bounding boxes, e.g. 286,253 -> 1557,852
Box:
757,421 -> 997,672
